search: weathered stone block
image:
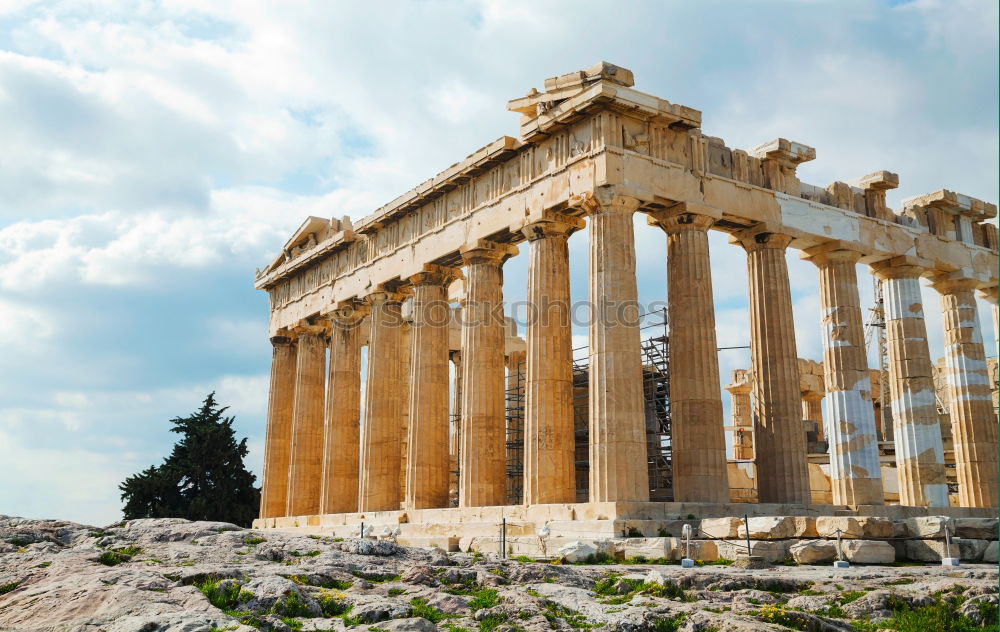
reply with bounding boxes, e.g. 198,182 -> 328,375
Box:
901,516 -> 950,538
954,518 -> 999,540
737,516 -> 817,540
667,538 -> 718,561
619,537 -> 670,560
843,540 -> 895,564
982,541 -> 998,563
904,538 -> 989,562
788,540 -> 837,564
717,539 -> 788,563
815,516 -> 894,539
698,517 -> 742,539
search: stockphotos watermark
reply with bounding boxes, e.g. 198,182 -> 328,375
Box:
330,298 -> 668,330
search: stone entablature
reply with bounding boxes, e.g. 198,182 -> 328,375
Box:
256,62 -> 997,339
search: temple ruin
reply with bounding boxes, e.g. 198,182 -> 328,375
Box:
252,63 -> 999,550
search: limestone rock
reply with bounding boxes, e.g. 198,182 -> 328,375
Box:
815,516 -> 894,539
343,538 -> 402,556
717,539 -> 788,562
954,518 -> 999,540
843,540 -> 895,564
556,540 -> 597,563
242,576 -> 323,617
381,617 -> 439,632
788,540 -> 837,564
400,565 -> 440,587
983,540 -> 998,563
698,517 -> 742,539
737,516 -> 816,540
900,516 -> 951,538
904,538 -> 990,562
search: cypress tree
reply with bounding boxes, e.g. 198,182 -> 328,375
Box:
119,393 -> 260,526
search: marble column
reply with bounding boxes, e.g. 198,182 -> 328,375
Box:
358,289 -> 406,512
735,230 -> 810,504
319,303 -> 366,515
449,351 -> 462,507
932,276 -> 998,508
804,247 -> 883,506
725,370 -> 754,461
649,209 -> 728,503
584,192 -> 649,502
459,240 -> 518,507
285,324 -> 328,517
521,214 -> 583,505
871,259 -> 948,507
405,266 -> 458,509
260,335 -> 297,518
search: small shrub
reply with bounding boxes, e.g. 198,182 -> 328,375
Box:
244,536 -> 267,547
651,613 -> 687,632
626,527 -> 643,538
0,581 -> 20,595
35,561 -> 52,568
468,588 -> 500,610
272,590 -> 314,617
194,577 -> 252,610
656,528 -> 670,537
410,598 -> 450,623
838,590 -> 865,604
513,555 -> 533,563
388,587 -> 406,597
685,514 -> 696,520
98,546 -> 143,566
478,612 -> 508,632
318,591 -> 351,617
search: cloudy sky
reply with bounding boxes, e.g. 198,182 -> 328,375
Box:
1,0 -> 996,527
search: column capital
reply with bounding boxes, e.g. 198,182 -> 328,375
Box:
800,241 -> 863,266
290,320 -> 329,337
647,208 -> 716,233
801,390 -> 824,402
328,299 -> 370,328
730,225 -> 794,252
459,239 -> 518,265
976,285 -> 998,304
270,333 -> 294,346
928,273 -> 982,295
724,381 -> 752,395
579,188 -> 642,216
870,255 -> 930,280
520,212 -> 585,241
408,263 -> 462,288
364,286 -> 407,305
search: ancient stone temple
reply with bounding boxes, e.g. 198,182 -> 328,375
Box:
253,63 -> 998,549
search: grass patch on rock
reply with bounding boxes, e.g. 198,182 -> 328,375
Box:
98,546 -> 143,566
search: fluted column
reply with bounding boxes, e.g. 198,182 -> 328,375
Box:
871,259 -> 947,507
725,370 -> 754,461
285,323 -> 328,517
649,209 -> 728,503
459,240 -> 518,507
358,289 -> 406,512
449,350 -> 462,507
319,302 -> 367,514
804,247 -> 883,505
735,230 -> 809,504
584,192 -> 649,502
521,214 -> 583,505
932,276 -> 998,507
260,335 -> 297,518
405,266 -> 459,509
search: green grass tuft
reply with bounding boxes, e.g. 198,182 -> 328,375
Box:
468,588 -> 500,610
0,581 -> 20,595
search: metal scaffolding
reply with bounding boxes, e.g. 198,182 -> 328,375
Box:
505,307 -> 673,503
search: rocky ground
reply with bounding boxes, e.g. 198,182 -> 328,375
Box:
0,516 -> 997,632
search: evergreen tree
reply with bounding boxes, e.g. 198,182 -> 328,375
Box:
119,393 -> 261,526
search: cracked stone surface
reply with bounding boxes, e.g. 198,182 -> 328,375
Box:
1,517 -> 997,631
